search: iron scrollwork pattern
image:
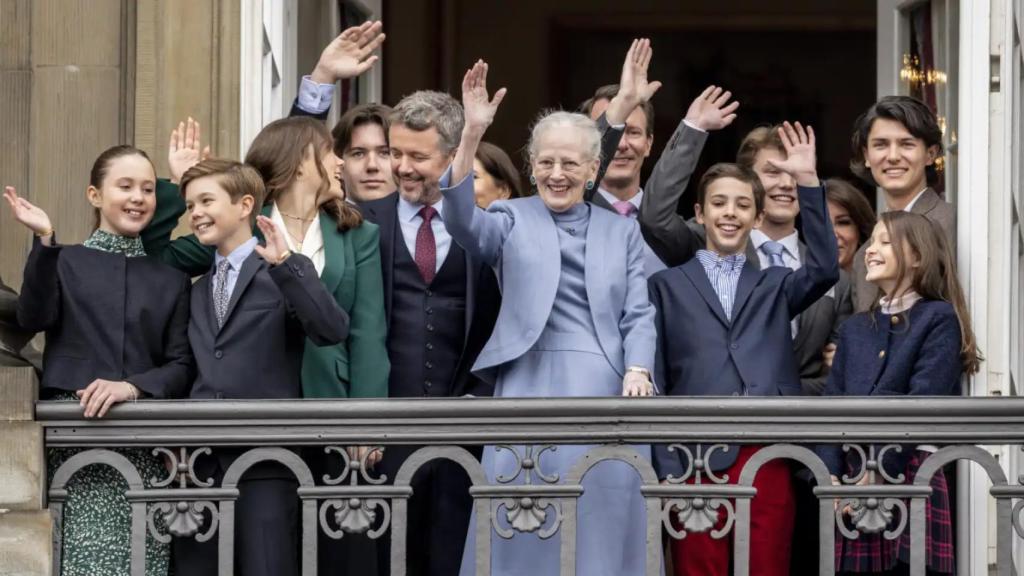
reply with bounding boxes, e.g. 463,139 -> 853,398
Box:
318,446 -> 391,540
660,444 -> 736,540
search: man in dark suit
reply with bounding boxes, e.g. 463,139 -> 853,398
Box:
171,159 -> 349,576
0,275 -> 40,369
356,90 -> 499,576
848,95 -> 954,312
648,123 -> 838,576
578,42 -> 738,278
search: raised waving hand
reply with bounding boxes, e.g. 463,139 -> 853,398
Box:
764,121 -> 819,187
453,60 -> 506,184
310,20 -> 386,84
168,117 -> 210,184
4,186 -> 53,243
606,39 -> 662,125
684,85 -> 740,132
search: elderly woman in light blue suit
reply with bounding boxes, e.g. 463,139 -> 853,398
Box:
446,55 -> 657,576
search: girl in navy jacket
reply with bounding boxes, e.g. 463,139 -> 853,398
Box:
5,146 -> 192,576
821,211 -> 981,575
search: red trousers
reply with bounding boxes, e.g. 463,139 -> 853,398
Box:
670,445 -> 795,576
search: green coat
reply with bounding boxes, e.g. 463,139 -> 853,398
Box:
143,179 -> 389,398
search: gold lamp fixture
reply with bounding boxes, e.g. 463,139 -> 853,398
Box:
900,54 -> 948,86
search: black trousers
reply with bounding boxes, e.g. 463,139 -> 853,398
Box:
172,462 -> 299,576
375,446 -> 476,576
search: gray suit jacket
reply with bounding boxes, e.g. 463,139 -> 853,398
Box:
441,168 -> 656,383
586,115 -> 708,221
851,188 -> 955,312
1,276 -> 41,370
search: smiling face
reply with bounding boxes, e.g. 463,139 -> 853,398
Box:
587,98 -> 652,191
86,154 -> 157,237
389,124 -> 453,205
342,122 -> 394,202
752,147 -> 798,228
530,128 -> 598,213
696,176 -> 763,256
184,175 -> 255,255
828,200 -> 860,271
864,117 -> 938,205
864,220 -> 920,296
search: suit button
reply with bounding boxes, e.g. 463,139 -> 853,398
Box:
878,350 -> 886,359
215,392 -> 224,399
215,350 -> 223,359
426,307 -> 433,315
425,290 -> 433,297
426,324 -> 435,332
730,343 -> 739,350
425,380 -> 432,388
425,361 -> 433,369
426,343 -> 434,351
296,269 -> 305,277
891,316 -> 900,325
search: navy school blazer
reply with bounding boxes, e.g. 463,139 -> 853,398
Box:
648,184 -> 839,476
187,251 -> 349,400
817,300 -> 964,477
17,239 -> 193,398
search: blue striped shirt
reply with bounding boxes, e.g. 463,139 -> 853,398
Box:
695,249 -> 747,320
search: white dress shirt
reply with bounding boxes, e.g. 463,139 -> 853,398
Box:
297,76 -> 335,115
270,203 -> 326,276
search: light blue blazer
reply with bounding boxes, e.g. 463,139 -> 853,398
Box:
440,168 -> 656,382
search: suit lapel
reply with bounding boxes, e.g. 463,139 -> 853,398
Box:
910,188 -> 940,217
681,259 -> 730,327
744,241 -> 760,270
318,211 -> 346,295
584,206 -> 610,329
369,197 -> 398,324
220,252 -> 264,331
729,260 -> 762,322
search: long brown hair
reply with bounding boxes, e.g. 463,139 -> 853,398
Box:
244,116 -> 363,232
825,178 -> 876,249
880,211 -> 981,374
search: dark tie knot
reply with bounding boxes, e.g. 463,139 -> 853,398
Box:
419,205 -> 438,223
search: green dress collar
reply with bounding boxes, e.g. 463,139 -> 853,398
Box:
82,229 -> 147,257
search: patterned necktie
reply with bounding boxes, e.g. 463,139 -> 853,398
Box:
760,240 -> 787,268
212,259 -> 231,327
612,200 -> 638,218
415,206 -> 438,284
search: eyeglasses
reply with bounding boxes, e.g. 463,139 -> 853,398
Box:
533,158 -> 585,174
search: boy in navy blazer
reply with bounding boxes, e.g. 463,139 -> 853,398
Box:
648,123 -> 838,576
171,159 -> 350,576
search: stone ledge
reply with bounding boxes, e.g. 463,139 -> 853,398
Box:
0,366 -> 35,422
0,509 -> 51,576
0,422 -> 42,510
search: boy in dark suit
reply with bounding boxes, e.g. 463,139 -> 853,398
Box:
648,123 -> 838,576
171,159 -> 350,576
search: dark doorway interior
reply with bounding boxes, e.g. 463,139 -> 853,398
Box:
383,0 -> 877,213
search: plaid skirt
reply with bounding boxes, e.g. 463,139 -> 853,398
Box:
835,450 -> 954,574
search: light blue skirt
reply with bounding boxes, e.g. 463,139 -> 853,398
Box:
459,331 -> 655,576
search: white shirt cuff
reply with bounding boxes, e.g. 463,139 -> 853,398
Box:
297,75 -> 335,115
682,119 -> 706,133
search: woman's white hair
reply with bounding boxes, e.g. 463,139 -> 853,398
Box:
527,111 -> 601,164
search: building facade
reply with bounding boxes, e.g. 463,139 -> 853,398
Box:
0,1 -> 1021,573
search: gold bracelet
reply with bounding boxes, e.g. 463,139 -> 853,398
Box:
35,227 -> 54,238
626,366 -> 651,380
277,250 -> 293,265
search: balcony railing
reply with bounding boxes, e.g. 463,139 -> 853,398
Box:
36,397 -> 1024,576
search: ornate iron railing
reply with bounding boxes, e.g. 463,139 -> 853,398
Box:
37,397 -> 1024,576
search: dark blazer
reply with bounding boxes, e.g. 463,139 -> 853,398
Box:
818,300 -> 964,476
358,192 -> 500,398
852,188 -> 954,312
142,181 -> 386,399
648,184 -> 839,476
17,239 -> 192,398
188,251 -> 349,400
